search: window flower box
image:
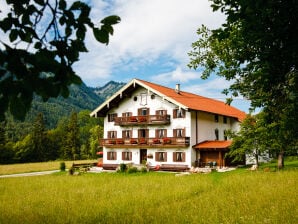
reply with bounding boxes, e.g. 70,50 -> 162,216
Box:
108,140 -> 116,144
130,139 -> 137,144
153,139 -> 161,144
147,153 -> 153,159
163,138 -> 171,144
116,139 -> 124,144
140,138 -> 147,144
130,117 -> 137,122
139,116 -> 147,122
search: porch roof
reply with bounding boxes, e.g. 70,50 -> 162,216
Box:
193,140 -> 232,150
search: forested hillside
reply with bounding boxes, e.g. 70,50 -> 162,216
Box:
0,81 -> 125,164
4,81 -> 125,142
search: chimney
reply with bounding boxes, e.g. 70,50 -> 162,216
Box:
175,83 -> 180,94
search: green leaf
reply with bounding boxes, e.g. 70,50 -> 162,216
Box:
59,0 -> 67,10
9,29 -> 18,42
93,28 -> 109,44
100,15 -> 121,25
34,0 -> 44,6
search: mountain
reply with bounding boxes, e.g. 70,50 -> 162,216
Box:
91,81 -> 126,100
5,81 -> 125,141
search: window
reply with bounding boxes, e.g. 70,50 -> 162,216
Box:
156,110 -> 167,115
155,152 -> 167,162
122,151 -> 132,161
215,129 -> 219,140
122,130 -> 132,138
173,108 -> 185,118
214,114 -> 219,123
138,129 -> 148,138
122,112 -> 132,117
107,151 -> 117,160
138,108 -> 149,116
173,152 -> 185,162
108,131 -> 117,138
108,113 -> 117,122
223,116 -> 227,124
224,130 -> 228,140
156,129 -> 166,138
174,128 -> 185,138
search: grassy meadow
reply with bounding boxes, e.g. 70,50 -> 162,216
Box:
0,160 -> 97,175
0,167 -> 297,224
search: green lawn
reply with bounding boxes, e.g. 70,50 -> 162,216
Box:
0,169 -> 297,224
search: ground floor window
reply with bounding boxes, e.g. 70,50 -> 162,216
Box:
122,151 -> 132,161
107,151 -> 117,160
173,152 -> 185,162
155,152 -> 167,162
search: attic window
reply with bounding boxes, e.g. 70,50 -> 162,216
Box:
133,96 -> 138,101
151,94 -> 155,99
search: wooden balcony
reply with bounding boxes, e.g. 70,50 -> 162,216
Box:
101,137 -> 190,148
114,115 -> 171,126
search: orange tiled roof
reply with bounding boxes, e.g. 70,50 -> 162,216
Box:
136,79 -> 246,121
193,140 -> 232,149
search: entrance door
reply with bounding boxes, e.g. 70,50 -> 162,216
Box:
140,149 -> 147,164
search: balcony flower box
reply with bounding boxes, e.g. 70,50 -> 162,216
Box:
116,139 -> 124,144
140,138 -> 147,144
139,116 -> 147,122
130,117 -> 137,122
108,140 -> 116,144
153,139 -> 161,144
130,139 -> 137,144
163,138 -> 171,144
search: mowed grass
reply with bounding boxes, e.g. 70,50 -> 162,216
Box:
0,160 -> 97,175
0,170 -> 297,224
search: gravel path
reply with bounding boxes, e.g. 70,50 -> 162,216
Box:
0,170 -> 60,178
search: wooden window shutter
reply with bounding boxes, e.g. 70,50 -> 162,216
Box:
146,129 -> 149,138
182,152 -> 185,162
129,152 -> 132,160
173,129 -> 177,137
164,152 -> 167,162
173,152 -> 177,162
164,129 -> 167,137
138,108 -> 142,115
122,152 -> 125,160
173,109 -> 177,118
155,152 -> 159,161
182,128 -> 185,137
155,130 -> 159,138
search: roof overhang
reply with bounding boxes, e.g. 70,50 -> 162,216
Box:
193,140 -> 232,151
90,78 -> 188,117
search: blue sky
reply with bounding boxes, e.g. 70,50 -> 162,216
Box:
0,0 -> 251,113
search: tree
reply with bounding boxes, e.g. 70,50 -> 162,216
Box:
188,0 -> 298,168
31,113 -> 48,161
0,0 -> 120,121
63,112 -> 80,160
227,113 -> 272,167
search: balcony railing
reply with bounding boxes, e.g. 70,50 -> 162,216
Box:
114,115 -> 171,126
101,137 -> 190,148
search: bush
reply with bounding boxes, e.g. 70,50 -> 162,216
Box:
60,162 -> 66,171
119,163 -> 127,172
127,166 -> 138,173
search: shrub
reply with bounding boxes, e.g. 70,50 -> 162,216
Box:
119,163 -> 127,172
60,162 -> 66,171
127,166 -> 138,173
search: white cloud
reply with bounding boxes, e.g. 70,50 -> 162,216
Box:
76,0 -> 225,85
